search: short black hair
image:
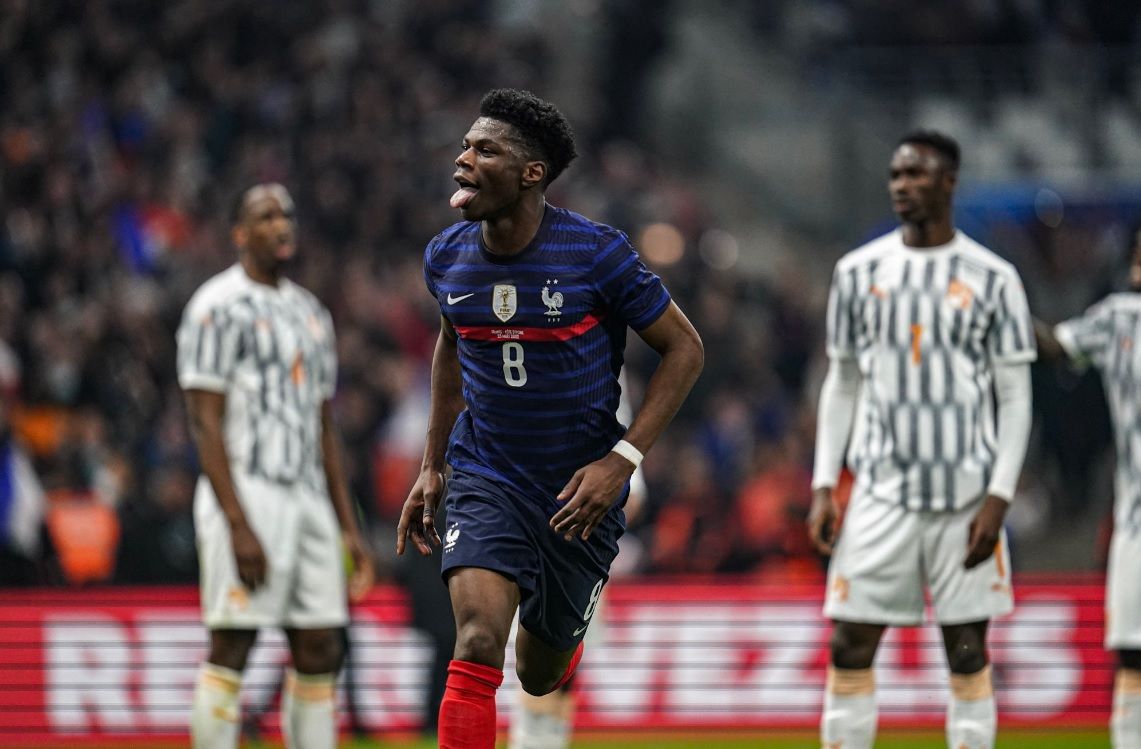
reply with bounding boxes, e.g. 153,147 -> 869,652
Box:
898,130 -> 961,171
479,88 -> 578,186
229,183 -> 293,225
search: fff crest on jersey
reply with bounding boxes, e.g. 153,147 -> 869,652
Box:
493,284 -> 517,322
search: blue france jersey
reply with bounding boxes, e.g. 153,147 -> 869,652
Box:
424,205 -> 671,499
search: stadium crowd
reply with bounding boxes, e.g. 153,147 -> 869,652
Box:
0,0 -> 1135,589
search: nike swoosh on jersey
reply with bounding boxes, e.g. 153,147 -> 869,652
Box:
572,624 -> 588,636
447,292 -> 476,304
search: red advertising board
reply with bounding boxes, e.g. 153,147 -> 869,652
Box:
0,577 -> 1113,743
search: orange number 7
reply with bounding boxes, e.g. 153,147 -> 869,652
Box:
910,324 -> 923,364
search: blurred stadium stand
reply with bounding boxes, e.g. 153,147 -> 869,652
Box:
1,0 -> 1140,593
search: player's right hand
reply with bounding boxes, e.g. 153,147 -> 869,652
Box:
396,469 -> 445,556
807,487 -> 839,556
230,522 -> 268,590
551,452 -> 633,541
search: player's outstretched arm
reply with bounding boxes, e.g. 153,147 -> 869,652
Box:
551,302 -> 703,541
184,388 -> 267,590
320,401 -> 374,601
397,319 -> 464,556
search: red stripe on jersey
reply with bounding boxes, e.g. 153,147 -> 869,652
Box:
454,311 -> 605,342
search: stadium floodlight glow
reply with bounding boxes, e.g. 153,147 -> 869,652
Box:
639,222 -> 685,266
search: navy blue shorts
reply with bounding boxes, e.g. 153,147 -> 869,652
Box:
439,468 -> 625,651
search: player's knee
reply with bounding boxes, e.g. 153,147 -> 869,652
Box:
515,646 -> 567,696
830,624 -> 877,670
291,631 -> 345,674
944,633 -> 987,674
943,624 -> 987,674
454,621 -> 509,667
207,630 -> 258,672
1120,650 -> 1141,671
515,662 -> 560,697
946,649 -> 987,675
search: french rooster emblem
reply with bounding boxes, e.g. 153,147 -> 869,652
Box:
542,279 -> 564,317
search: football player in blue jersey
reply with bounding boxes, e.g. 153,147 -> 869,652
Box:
396,88 -> 703,749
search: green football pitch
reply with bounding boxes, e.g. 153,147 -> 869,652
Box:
239,730 -> 1111,748
558,734 -> 1108,749
24,731 -> 1111,748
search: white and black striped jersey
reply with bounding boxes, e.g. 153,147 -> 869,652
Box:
1056,293 -> 1141,532
176,264 -> 337,492
826,229 -> 1036,511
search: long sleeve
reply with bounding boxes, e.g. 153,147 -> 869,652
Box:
986,361 -> 1032,502
811,357 -> 861,490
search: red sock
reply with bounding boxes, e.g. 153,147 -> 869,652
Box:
438,659 -> 503,749
552,641 -> 584,691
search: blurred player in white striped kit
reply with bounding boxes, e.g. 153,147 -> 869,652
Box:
178,183 -> 373,749
809,132 -> 1035,749
1036,230 -> 1141,749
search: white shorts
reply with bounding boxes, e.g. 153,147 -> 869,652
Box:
823,492 -> 1013,626
195,474 -> 347,630
1107,528 -> 1141,649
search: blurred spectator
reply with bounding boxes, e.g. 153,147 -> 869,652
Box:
0,340 -> 53,586
44,487 -> 119,586
646,444 -> 732,574
729,434 -> 815,576
0,435 -> 48,586
114,464 -> 198,584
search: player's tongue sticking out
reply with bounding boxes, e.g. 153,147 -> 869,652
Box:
450,186 -> 477,209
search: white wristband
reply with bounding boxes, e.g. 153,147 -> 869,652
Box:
610,439 -> 644,468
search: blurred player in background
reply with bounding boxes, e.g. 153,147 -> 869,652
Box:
507,370 -> 647,749
809,131 -> 1035,749
396,88 -> 703,749
177,183 -> 373,749
1035,230 -> 1141,749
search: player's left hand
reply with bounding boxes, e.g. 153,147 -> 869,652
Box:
344,530 -> 375,603
551,453 -> 634,541
964,494 -> 1009,569
397,468 -> 445,556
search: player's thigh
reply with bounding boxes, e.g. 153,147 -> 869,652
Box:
515,622 -> 581,690
195,476 -> 298,629
518,505 -> 621,654
1107,529 -> 1141,650
510,590 -> 609,686
440,470 -> 540,603
924,504 -> 1013,625
284,492 -> 348,630
446,566 -> 521,668
823,492 -> 925,626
